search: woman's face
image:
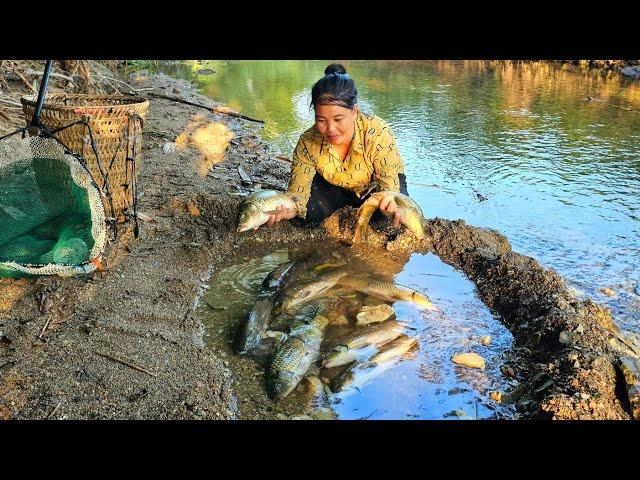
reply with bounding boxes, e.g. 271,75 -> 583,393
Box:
314,103 -> 358,146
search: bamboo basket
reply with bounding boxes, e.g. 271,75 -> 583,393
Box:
21,94 -> 149,222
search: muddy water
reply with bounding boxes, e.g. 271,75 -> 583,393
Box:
199,242 -> 516,420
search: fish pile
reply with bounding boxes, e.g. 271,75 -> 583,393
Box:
235,256 -> 439,418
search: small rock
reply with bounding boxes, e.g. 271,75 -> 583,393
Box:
489,391 -> 502,403
290,415 -> 313,420
500,365 -> 516,378
559,331 -> 572,345
276,414 -> 287,420
162,142 -> 176,154
479,335 -> 492,346
447,387 -> 469,395
443,409 -> 467,418
621,66 -> 640,79
600,287 -> 617,297
451,352 -> 486,369
573,360 -> 581,369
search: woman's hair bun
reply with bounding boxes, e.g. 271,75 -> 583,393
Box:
325,63 -> 347,76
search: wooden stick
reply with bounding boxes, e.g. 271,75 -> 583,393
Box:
93,350 -> 157,378
47,403 -> 61,419
38,315 -> 53,339
11,68 -> 38,95
275,155 -> 292,163
143,92 -> 264,123
0,98 -> 22,107
25,70 -> 76,84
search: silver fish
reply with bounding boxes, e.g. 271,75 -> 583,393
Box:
237,190 -> 297,232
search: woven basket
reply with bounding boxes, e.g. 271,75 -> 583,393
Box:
21,94 -> 149,222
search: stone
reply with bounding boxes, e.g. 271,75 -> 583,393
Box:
451,352 -> 486,369
600,287 -> 617,297
559,331 -> 572,345
618,356 -> 640,419
479,335 -> 492,346
621,66 -> 640,79
162,142 -> 176,154
489,391 -> 502,403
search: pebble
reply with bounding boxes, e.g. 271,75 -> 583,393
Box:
600,287 -> 617,297
162,142 -> 176,154
479,335 -> 492,346
501,365 -> 516,378
489,391 -> 502,403
559,331 -> 572,345
451,352 -> 486,369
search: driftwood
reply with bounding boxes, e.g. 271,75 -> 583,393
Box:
144,92 -> 264,123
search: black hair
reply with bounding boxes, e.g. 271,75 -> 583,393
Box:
310,63 -> 358,109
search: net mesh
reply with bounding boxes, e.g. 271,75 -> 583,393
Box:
0,136 -> 107,277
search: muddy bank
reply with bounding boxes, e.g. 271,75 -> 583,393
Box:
1,68 -> 637,420
0,72 -> 301,419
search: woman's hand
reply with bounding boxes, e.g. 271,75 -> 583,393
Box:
265,204 -> 297,227
378,193 -> 402,228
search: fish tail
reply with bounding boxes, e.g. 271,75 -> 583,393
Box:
353,199 -> 378,244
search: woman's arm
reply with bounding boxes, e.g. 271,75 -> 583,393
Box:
286,136 -> 317,220
369,121 -> 405,227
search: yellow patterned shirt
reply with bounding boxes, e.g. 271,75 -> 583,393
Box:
287,111 -> 405,219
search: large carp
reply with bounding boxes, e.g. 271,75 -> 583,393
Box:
267,314 -> 330,399
339,275 -> 438,311
237,190 -> 297,232
353,191 -> 425,243
280,270 -> 349,313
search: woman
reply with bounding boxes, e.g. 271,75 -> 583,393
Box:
266,63 -> 409,230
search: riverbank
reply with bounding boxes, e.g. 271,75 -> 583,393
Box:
0,62 -> 638,420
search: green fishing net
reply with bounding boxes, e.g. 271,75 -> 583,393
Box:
0,136 -> 107,277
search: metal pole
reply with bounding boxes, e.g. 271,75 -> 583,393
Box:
30,59 -> 53,129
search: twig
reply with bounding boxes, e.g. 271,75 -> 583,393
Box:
275,155 -> 292,163
46,403 -> 61,419
0,97 -> 22,107
143,92 -> 264,123
11,68 -> 38,94
93,350 -> 157,378
38,315 -> 53,339
25,70 -> 76,84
